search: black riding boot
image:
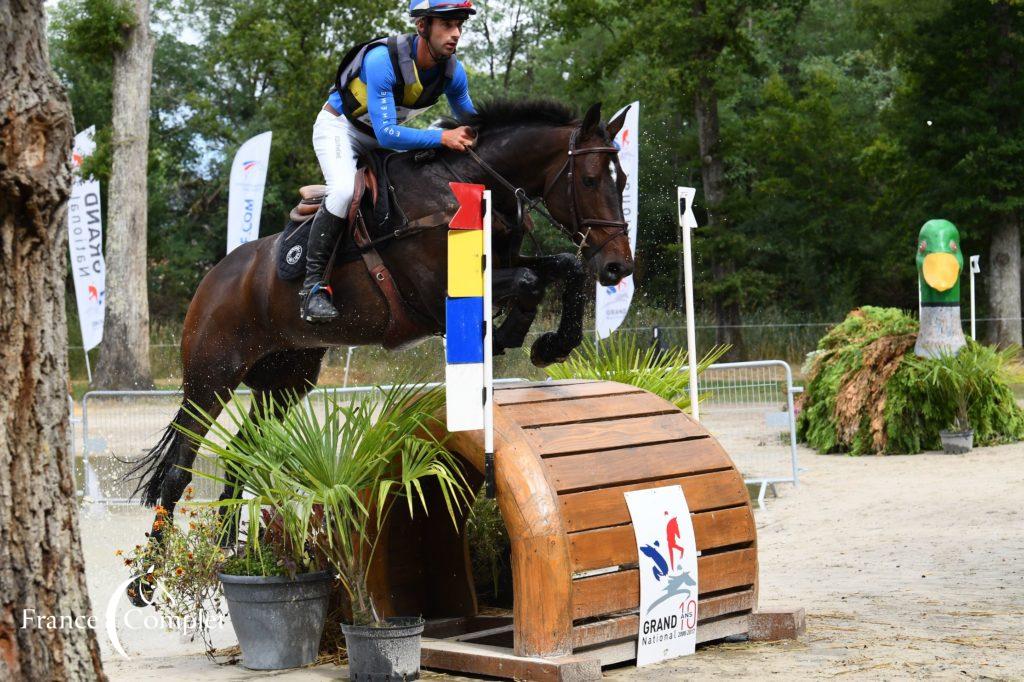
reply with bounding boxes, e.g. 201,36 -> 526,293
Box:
299,207 -> 345,323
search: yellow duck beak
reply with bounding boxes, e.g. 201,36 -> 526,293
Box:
922,253 -> 960,291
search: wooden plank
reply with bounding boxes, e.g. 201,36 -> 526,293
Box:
696,548 -> 759,596
546,439 -> 732,493
570,614 -> 751,663
569,507 -> 755,572
748,607 -> 806,641
560,470 -> 749,531
575,639 -> 636,667
570,589 -> 756,649
453,623 -> 516,642
495,378 -> 596,391
693,588 -> 757,621
501,392 -> 671,428
495,381 -> 639,406
572,615 -> 639,649
421,639 -> 602,681
526,413 -> 707,457
696,613 -> 751,644
572,548 -> 758,620
424,615 -> 512,640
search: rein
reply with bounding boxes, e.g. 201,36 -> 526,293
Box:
465,125 -> 629,263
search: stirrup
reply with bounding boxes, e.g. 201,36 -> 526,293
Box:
300,282 -> 337,323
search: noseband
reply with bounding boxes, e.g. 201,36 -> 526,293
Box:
466,125 -> 629,262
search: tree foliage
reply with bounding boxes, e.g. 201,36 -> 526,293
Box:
49,0 -> 1024,332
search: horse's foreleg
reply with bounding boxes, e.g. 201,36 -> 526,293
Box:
492,266 -> 547,355
515,253 -> 588,367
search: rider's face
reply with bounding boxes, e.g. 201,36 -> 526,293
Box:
423,18 -> 464,57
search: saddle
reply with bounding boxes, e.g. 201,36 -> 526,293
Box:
276,152 -> 447,349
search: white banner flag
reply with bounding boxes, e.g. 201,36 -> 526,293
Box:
596,101 -> 640,339
624,485 -> 699,666
226,131 -> 272,254
68,126 -> 105,352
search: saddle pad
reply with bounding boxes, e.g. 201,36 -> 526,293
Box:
274,217 -> 363,281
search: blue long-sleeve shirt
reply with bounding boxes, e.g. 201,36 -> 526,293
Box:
328,37 -> 476,151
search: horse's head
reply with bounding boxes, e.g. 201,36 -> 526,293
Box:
543,103 -> 635,286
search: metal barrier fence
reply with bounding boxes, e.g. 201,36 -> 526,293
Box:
74,369 -> 801,508
75,380 -> 525,506
698,360 -> 803,506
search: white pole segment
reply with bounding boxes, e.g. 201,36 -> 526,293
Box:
483,191 -> 495,495
970,255 -> 980,340
678,187 -> 700,421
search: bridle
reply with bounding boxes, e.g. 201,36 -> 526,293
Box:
465,124 -> 629,262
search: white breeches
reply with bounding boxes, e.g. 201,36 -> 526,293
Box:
311,109 -> 381,217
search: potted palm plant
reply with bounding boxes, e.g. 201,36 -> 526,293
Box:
545,333 -> 729,410
183,381 -> 469,677
916,343 -> 1022,453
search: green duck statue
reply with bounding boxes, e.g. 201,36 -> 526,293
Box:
915,219 -> 967,358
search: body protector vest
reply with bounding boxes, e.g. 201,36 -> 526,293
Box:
332,34 -> 459,136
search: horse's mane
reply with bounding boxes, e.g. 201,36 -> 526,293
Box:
439,99 -> 578,132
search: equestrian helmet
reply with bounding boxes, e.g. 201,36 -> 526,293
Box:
409,0 -> 476,19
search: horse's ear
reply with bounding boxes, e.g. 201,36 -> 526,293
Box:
581,102 -> 602,135
607,104 -> 630,139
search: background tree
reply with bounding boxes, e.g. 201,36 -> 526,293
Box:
90,0 -> 156,388
48,0 -> 1024,364
0,0 -> 106,677
555,0 -> 809,355
868,0 -> 1024,346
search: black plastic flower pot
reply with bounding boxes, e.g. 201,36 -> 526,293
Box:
341,616 -> 425,681
219,570 -> 333,670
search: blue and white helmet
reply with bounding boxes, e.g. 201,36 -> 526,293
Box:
409,0 -> 476,19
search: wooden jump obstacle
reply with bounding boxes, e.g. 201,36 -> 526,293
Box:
368,380 -> 803,680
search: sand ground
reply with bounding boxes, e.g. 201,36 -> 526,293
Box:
91,443 -> 1024,681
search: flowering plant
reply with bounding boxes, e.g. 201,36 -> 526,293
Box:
119,487 -> 228,649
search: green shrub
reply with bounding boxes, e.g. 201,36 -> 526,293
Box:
797,306 -> 1024,454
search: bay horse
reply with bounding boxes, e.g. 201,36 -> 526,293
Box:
128,99 -> 633,558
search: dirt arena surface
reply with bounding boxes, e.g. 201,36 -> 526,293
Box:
92,443 -> 1024,680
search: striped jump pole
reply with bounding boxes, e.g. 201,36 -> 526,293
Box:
444,182 -> 495,497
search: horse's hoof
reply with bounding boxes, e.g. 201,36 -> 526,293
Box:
126,575 -> 154,608
530,333 -> 568,368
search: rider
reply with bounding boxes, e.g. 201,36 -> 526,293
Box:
301,0 -> 479,323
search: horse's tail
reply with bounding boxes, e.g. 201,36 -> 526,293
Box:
125,407 -> 187,508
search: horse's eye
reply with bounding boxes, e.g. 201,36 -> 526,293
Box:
582,176 -> 597,188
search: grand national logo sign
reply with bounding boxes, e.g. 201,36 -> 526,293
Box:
624,485 -> 699,665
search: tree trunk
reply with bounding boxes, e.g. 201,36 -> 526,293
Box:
93,0 -> 154,389
985,213 -> 1022,347
984,3 -> 1023,348
0,1 -> 106,679
694,82 -> 745,358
